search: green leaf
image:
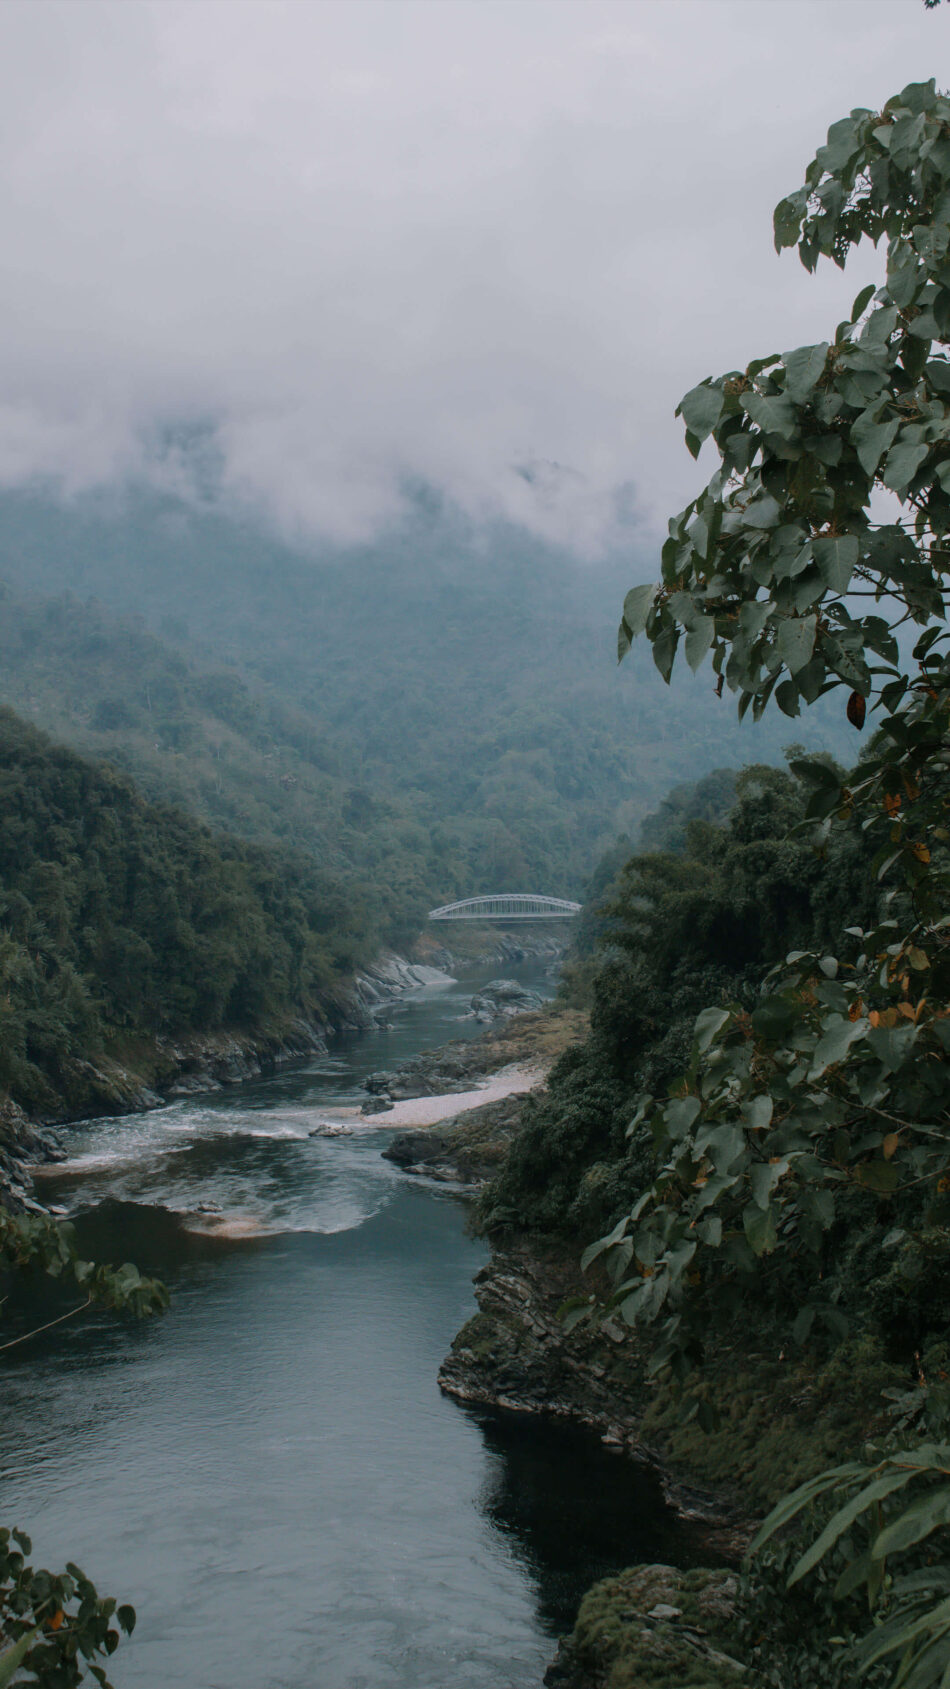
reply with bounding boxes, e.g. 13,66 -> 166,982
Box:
788,757 -> 840,790
788,1470 -> 916,1586
855,1160 -> 901,1195
774,190 -> 807,252
813,534 -> 858,594
0,1630 -> 38,1688
664,1096 -> 702,1141
851,408 -> 900,476
883,439 -> 930,495
694,1006 -> 731,1051
744,493 -> 782,529
685,617 -> 715,672
751,1461 -> 868,1551
851,283 -> 877,323
677,383 -> 724,444
873,1486 -> 950,1559
793,1305 -> 816,1345
744,1094 -> 774,1132
750,1159 -> 788,1210
810,1014 -> 866,1075
776,615 -> 817,676
783,342 -> 829,403
744,1202 -> 778,1256
751,993 -> 799,1040
622,583 -> 655,638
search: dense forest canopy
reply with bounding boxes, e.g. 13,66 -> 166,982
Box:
0,708 -> 380,1118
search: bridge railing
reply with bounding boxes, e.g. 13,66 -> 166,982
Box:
428,894 -> 581,921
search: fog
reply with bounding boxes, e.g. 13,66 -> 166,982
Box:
0,0 -> 943,551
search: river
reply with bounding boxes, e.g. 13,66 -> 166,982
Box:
1,960 -> 696,1688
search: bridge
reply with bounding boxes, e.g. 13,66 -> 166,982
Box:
428,894 -> 581,922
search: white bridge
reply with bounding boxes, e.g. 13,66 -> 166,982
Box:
428,894 -> 582,922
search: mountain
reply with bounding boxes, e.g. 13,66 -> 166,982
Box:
0,484 -> 851,902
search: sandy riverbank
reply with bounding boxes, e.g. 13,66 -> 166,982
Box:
357,1062 -> 546,1128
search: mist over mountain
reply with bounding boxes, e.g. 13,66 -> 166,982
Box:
0,484 -> 848,904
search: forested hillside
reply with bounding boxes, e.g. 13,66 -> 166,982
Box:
0,708 -> 380,1119
481,77 -> 950,1689
483,760 -> 879,1238
0,489 -> 848,898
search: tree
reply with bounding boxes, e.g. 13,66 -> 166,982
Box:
584,80 -> 950,1685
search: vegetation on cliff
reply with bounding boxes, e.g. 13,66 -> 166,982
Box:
478,73 -> 950,1689
0,707 -> 379,1119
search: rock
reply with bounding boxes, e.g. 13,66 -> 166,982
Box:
439,1239 -> 752,1558
0,1097 -> 66,1212
468,978 -> 544,1020
364,1071 -> 398,1094
543,1565 -> 745,1688
382,1131 -> 449,1167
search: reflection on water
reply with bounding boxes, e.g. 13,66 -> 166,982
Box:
1,962 -> 701,1688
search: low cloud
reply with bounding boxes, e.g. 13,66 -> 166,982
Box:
0,0 -> 936,553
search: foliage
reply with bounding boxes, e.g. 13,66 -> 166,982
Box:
0,1212 -> 166,1685
0,707 -> 379,1117
480,762 -> 876,1238
0,1529 -> 135,1689
0,478 -> 848,913
577,76 -> 950,1686
0,1208 -> 168,1328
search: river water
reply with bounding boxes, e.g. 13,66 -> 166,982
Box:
1,961 -> 696,1689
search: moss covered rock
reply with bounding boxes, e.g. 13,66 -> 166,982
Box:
545,1564 -> 749,1689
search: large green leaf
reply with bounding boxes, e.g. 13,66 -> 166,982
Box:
873,1486 -> 950,1559
622,583 -> 655,638
813,534 -> 858,594
809,1014 -> 866,1076
775,615 -> 817,676
677,383 -> 724,443
743,1202 -> 778,1255
788,1469 -> 915,1586
783,342 -> 829,403
0,1629 -> 38,1688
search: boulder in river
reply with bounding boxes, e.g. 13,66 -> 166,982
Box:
382,1130 -> 449,1168
468,978 -> 544,1021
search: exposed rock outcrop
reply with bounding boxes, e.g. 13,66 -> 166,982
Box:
544,1564 -> 746,1688
439,1240 -> 751,1558
467,977 -> 544,1022
0,1097 -> 65,1212
381,1092 -> 526,1185
360,1005 -> 586,1111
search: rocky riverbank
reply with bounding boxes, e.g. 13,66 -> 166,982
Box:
361,1003 -> 588,1112
369,1003 -> 905,1689
0,951 -> 455,1208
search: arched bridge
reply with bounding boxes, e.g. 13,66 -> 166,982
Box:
428,894 -> 582,922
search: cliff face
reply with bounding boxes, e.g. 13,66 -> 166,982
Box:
439,1239 -> 750,1559
0,1096 -> 66,1212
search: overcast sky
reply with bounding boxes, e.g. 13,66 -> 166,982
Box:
0,0 -> 944,553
